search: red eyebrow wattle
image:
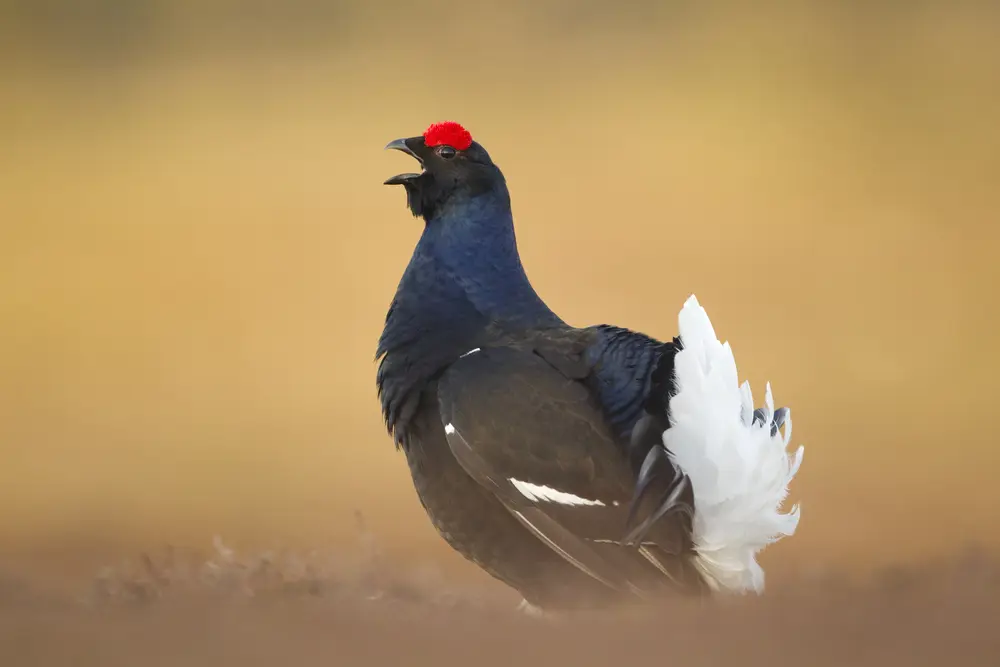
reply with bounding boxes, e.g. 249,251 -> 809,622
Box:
423,121 -> 473,151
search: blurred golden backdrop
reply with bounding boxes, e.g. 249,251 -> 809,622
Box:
1,0 -> 998,587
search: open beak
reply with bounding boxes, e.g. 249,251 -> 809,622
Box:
384,137 -> 424,186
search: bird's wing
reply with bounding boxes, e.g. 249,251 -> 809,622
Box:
436,344 -> 697,596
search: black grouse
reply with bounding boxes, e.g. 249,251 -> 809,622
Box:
376,121 -> 804,613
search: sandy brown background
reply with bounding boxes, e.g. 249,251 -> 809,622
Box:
2,1 -> 999,665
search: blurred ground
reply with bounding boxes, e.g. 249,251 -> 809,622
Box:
2,538 -> 999,666
1,0 -> 999,664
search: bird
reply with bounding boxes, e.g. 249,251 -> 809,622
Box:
375,120 -> 804,613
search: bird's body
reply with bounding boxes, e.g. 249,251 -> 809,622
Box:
375,122 -> 803,610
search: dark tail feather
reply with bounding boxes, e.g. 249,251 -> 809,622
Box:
624,473 -> 691,547
753,406 -> 789,437
625,443 -> 669,529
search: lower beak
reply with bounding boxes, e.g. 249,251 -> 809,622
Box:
384,172 -> 422,186
384,137 -> 424,186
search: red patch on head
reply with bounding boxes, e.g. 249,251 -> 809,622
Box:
423,121 -> 473,151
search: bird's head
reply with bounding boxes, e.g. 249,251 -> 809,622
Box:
384,121 -> 505,220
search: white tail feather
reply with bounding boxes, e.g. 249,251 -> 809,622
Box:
665,294 -> 804,594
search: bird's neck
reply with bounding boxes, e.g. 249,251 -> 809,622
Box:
415,188 -> 562,328
376,187 -> 562,442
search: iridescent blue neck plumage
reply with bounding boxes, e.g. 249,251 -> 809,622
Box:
414,184 -> 562,328
376,181 -> 562,442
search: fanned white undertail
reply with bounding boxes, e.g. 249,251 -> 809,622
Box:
665,294 -> 804,594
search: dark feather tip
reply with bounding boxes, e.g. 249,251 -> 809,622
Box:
753,406 -> 789,437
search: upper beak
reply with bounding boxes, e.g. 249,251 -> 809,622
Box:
384,137 -> 424,186
384,137 -> 419,157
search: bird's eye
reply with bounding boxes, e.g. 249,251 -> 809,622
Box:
436,145 -> 457,159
